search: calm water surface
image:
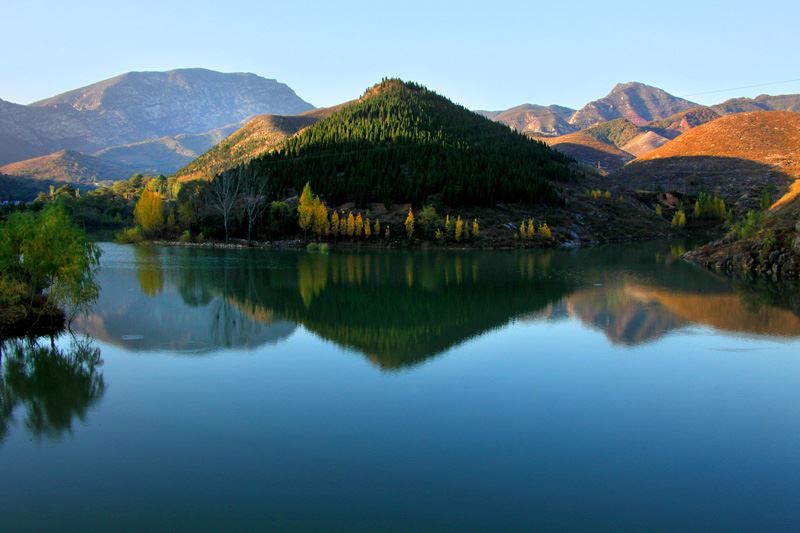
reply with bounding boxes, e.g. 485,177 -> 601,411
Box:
2,242 -> 800,531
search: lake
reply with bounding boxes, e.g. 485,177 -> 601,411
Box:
2,242 -> 800,531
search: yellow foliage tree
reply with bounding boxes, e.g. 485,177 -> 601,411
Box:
671,209 -> 687,227
472,218 -> 479,237
444,214 -> 451,235
346,211 -> 355,237
312,199 -> 329,237
405,208 -> 415,239
385,225 -> 391,239
374,218 -> 381,237
331,210 -> 340,237
454,216 -> 464,241
526,218 -> 536,239
435,228 -> 444,241
134,188 -> 164,236
519,220 -> 527,240
538,223 -> 552,239
364,217 -> 372,238
355,212 -> 363,238
298,182 -> 314,235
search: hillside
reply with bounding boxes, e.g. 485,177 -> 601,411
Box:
617,111 -> 800,209
542,132 -> 634,172
176,105 -> 344,181
621,131 -> 671,157
95,124 -> 241,175
568,82 -> 698,128
245,79 -> 576,206
648,107 -> 720,138
580,118 -> 643,148
712,93 -> 800,115
481,104 -> 576,136
0,69 -> 313,168
0,149 -> 136,184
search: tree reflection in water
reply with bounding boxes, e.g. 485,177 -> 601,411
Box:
0,334 -> 104,441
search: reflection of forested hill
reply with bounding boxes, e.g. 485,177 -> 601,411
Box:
85,244 -> 800,366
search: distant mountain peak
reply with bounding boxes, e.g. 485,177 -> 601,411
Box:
569,82 -> 697,128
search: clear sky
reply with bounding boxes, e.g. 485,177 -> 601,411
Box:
2,0 -> 798,110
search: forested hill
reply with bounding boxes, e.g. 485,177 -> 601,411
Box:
246,79 -> 576,206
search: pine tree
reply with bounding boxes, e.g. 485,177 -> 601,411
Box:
405,208 -> 415,239
454,216 -> 464,241
444,214 -> 451,235
519,220 -> 527,240
346,211 -> 355,237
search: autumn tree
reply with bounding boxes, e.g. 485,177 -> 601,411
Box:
519,220 -> 527,240
331,210 -> 340,238
312,198 -> 329,237
346,211 -> 355,238
454,216 -> 464,241
374,219 -> 381,237
355,213 -> 364,238
134,188 -> 164,236
364,217 -> 372,238
526,218 -> 536,239
672,209 -> 687,227
405,208 -> 415,239
538,223 -> 552,239
298,182 -> 314,236
472,219 -> 479,237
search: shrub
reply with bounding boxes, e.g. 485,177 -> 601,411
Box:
178,230 -> 192,243
115,226 -> 144,244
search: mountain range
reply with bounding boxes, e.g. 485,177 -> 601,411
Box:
0,68 -> 313,171
2,71 -> 799,192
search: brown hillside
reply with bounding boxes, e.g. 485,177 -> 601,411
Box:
176,104 -> 345,181
542,132 -> 634,172
621,131 -> 670,157
0,149 -> 136,184
617,111 -> 800,210
637,111 -> 800,171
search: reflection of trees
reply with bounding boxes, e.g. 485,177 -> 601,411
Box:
0,335 -> 104,442
134,246 -> 164,297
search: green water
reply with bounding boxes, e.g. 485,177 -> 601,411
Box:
2,242 -> 800,531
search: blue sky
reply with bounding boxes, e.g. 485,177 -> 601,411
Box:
2,0 -> 798,110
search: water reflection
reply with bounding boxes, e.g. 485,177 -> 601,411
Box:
76,243 -> 800,368
0,335 -> 105,441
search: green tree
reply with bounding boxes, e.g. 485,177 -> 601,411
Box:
0,206 -> 101,319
